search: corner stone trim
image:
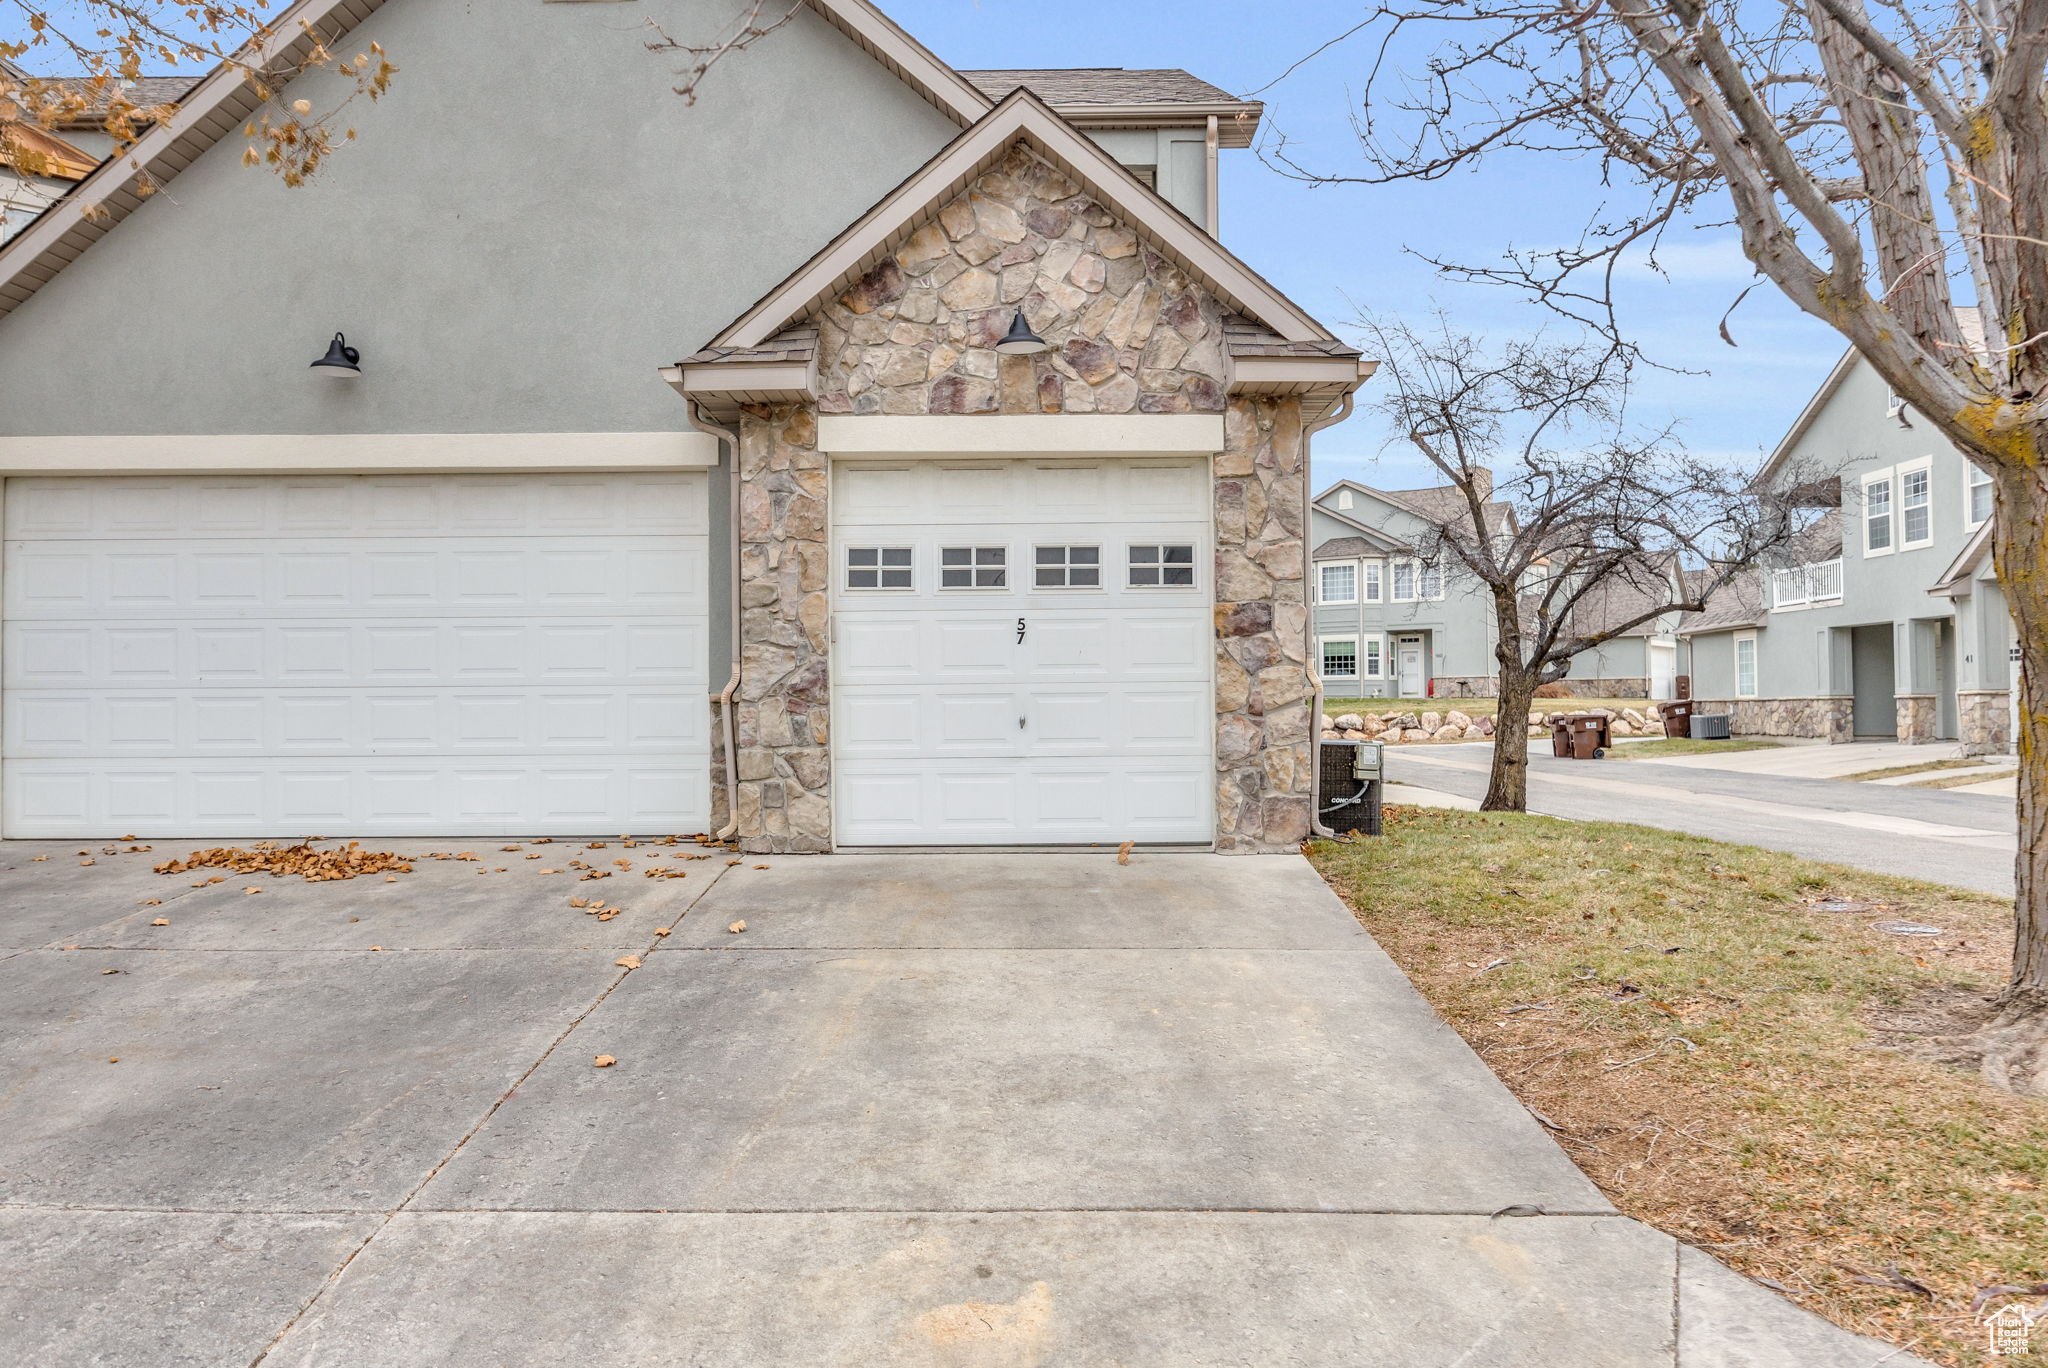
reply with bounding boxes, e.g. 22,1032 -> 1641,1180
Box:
1214,396 -> 1312,851
733,405 -> 832,853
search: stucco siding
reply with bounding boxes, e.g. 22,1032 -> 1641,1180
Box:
0,0 -> 961,436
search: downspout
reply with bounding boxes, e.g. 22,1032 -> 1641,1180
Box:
678,390 -> 743,842
1301,372 -> 1370,839
1204,114 -> 1220,235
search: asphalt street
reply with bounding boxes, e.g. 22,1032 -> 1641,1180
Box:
1385,746 -> 2019,896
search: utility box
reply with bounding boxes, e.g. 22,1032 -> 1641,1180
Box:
1318,739 -> 1385,836
1657,699 -> 1696,739
1691,713 -> 1732,740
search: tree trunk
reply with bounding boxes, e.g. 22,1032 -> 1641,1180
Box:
1485,665 -> 1536,812
1936,466 -> 2048,1093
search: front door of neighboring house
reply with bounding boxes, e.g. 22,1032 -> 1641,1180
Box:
1397,640 -> 1424,696
1648,642 -> 1677,700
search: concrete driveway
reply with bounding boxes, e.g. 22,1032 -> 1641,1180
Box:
1,840 -> 1923,1366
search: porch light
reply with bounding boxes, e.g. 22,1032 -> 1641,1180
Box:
993,309 -> 1048,355
310,332 -> 362,377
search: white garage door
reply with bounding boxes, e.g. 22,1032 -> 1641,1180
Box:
832,458 -> 1213,846
3,472 -> 709,838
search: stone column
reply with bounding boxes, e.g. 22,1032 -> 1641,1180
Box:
733,405 -> 832,853
1214,395 -> 1312,852
1959,690 -> 2014,755
1895,694 -> 1937,744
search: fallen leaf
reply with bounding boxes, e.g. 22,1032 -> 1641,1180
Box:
79,857 -> 95,866
385,875 -> 397,882
107,1057 -> 119,1063
369,945 -> 384,952
654,927 -> 672,936
243,886 -> 262,895
726,859 -> 743,866
1117,840 -> 1133,866
150,918 -> 169,926
538,868 -> 559,875
727,920 -> 747,934
615,955 -> 641,969
31,855 -> 46,861
593,1054 -> 617,1068
102,967 -> 121,975
139,898 -> 160,906
570,898 -> 589,908
501,845 -> 522,852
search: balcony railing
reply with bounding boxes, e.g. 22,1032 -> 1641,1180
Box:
1770,558 -> 1843,610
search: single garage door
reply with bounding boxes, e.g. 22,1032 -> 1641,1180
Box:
832,458 -> 1213,846
3,472 -> 709,838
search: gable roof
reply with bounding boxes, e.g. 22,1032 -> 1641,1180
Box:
699,86 -> 1340,355
1756,306 -> 1985,486
0,0 -> 993,322
961,68 -> 1261,146
1676,568 -> 1766,635
1317,477 -> 1515,539
1311,500 -> 1413,555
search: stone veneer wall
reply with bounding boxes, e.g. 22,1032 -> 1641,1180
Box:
1958,689 -> 2012,755
1551,677 -> 1651,699
815,144 -> 1227,417
1895,694 -> 1938,745
1215,397 -> 1313,851
732,406 -> 832,854
724,139 -> 1316,853
1692,696 -> 1854,742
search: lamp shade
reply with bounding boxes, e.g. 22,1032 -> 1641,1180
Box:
992,310 -> 1048,356
310,332 -> 362,377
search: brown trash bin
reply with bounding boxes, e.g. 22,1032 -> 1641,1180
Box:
1559,712 -> 1612,759
1657,700 -> 1695,739
1550,718 -> 1573,757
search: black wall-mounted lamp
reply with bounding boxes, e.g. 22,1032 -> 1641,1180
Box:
310,332 -> 362,377
993,309 -> 1049,356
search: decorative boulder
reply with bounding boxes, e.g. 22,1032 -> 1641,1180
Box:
1420,711 -> 1442,732
1446,710 -> 1472,729
1476,715 -> 1496,736
1361,715 -> 1387,737
1621,707 -> 1647,728
1334,713 -> 1365,732
1436,723 -> 1466,741
1611,719 -> 1635,737
1341,728 -> 1367,740
1402,728 -> 1431,743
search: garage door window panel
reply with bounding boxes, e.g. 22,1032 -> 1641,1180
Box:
1034,545 -> 1101,588
846,546 -> 913,590
941,546 -> 1008,589
1128,543 -> 1196,587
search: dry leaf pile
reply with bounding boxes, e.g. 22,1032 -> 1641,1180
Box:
154,841 -> 414,883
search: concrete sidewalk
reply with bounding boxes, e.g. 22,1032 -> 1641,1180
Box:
0,843 -> 1928,1365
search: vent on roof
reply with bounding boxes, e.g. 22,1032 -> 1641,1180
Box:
1124,163 -> 1156,189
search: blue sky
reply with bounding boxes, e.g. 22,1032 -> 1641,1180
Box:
8,0 -> 1847,489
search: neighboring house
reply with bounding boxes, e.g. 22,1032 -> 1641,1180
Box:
1680,311 -> 2016,752
1310,478 -> 1503,700
1310,473 -> 1678,700
1531,556 -> 1686,700
0,0 -> 1369,853
0,63 -> 195,241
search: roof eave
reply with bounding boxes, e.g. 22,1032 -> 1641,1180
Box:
1053,101 -> 1262,146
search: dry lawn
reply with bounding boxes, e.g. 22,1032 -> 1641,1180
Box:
1611,738 -> 1785,760
1311,808 -> 2047,1367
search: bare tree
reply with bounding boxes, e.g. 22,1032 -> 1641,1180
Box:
1272,0 -> 2048,1090
1363,317 -> 1799,811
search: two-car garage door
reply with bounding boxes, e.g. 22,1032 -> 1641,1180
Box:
832,458 -> 1214,846
2,473 -> 710,838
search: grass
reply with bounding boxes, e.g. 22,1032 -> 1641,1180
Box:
1838,759 -> 2000,784
1909,770 -> 2017,792
1324,696 -> 1649,718
1311,809 -> 2044,1367
1610,738 -> 1786,760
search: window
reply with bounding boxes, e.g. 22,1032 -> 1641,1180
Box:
1034,545 -> 1099,588
1318,562 -> 1357,604
1362,637 -> 1385,678
941,546 -> 1006,589
1419,562 -> 1444,599
1336,489 -> 1355,511
1967,462 -> 1994,530
1391,560 -> 1417,601
1320,638 -> 1359,678
1128,543 -> 1195,587
1900,460 -> 1932,548
1734,632 -> 1758,698
1362,560 -> 1383,602
1389,558 -> 1443,602
846,546 -> 912,590
1863,471 -> 1894,555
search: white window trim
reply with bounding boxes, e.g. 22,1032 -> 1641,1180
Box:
1897,456 -> 1934,550
1734,631 -> 1759,698
1318,634 -> 1361,681
844,545 -> 915,592
1031,544 -> 1104,590
1389,557 -> 1446,602
1861,467 -> 1895,558
1317,560 -> 1359,605
1965,461 -> 1994,532
1362,635 -> 1386,679
1127,542 -> 1199,590
1362,559 -> 1384,603
938,544 -> 1011,591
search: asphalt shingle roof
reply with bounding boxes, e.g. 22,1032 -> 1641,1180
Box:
961,68 -> 1245,106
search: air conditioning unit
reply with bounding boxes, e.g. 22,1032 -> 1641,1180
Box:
1691,714 -> 1732,740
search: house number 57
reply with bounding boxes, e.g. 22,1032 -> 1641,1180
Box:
1016,617 -> 1027,644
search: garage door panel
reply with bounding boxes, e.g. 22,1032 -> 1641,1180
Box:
6,619 -> 707,690
4,473 -> 710,837
831,457 -> 1211,846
